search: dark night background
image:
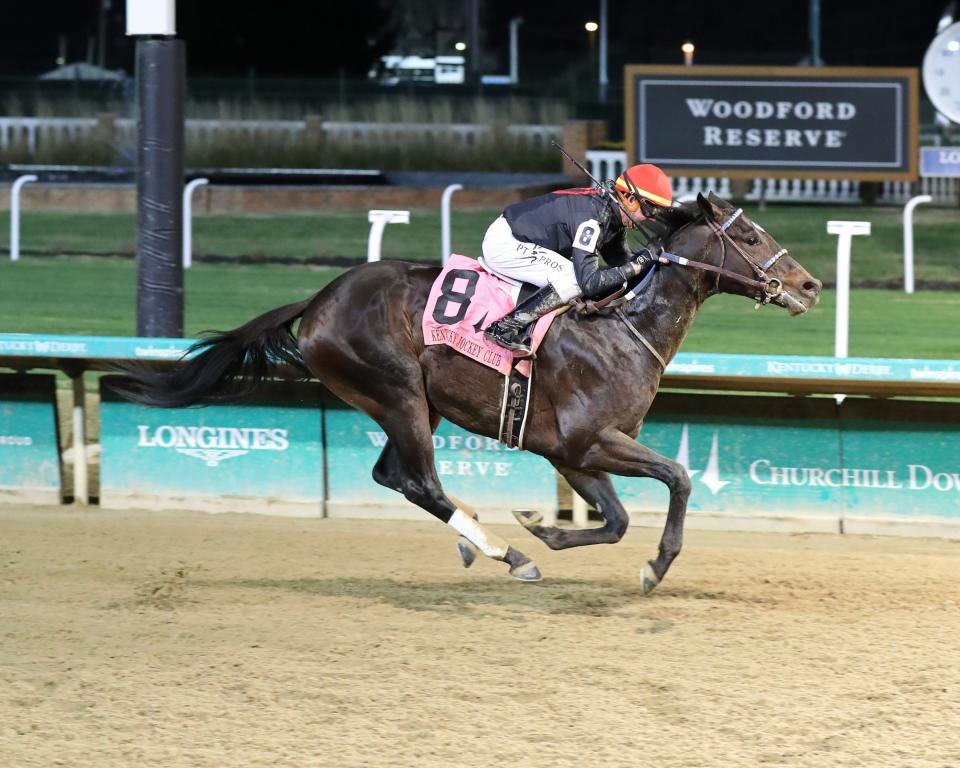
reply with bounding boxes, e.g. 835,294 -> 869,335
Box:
1,1 -> 955,80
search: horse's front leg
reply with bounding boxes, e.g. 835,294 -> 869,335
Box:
588,427 -> 692,592
518,427 -> 691,593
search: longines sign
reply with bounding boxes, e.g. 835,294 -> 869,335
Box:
99,378 -> 324,515
625,66 -> 919,180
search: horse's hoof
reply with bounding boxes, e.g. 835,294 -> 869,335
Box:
456,537 -> 478,568
512,508 -> 543,528
640,562 -> 661,595
509,561 -> 543,582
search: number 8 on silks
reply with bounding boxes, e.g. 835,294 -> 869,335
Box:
432,270 -> 480,325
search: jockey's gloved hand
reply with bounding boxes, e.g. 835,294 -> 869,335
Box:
633,246 -> 655,264
633,241 -> 669,269
642,237 -> 665,257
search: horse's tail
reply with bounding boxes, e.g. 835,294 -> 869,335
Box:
109,296 -> 315,408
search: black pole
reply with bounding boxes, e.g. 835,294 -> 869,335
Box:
809,0 -> 822,66
468,0 -> 479,77
135,38 -> 185,337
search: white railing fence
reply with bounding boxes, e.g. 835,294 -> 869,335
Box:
586,150 -> 626,182
585,150 -> 958,205
0,117 -> 98,154
0,116 -> 561,153
0,118 -> 953,204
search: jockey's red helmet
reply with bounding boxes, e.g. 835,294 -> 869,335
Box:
614,164 -> 673,212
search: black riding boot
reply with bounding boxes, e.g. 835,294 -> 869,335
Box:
483,284 -> 566,356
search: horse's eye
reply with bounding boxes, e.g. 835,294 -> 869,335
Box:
745,236 -> 759,246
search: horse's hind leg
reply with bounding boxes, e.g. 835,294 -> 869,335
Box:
368,402 -> 541,582
371,416 -> 479,569
304,312 -> 539,581
516,465 -> 630,550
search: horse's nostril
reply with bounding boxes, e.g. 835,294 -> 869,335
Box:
803,280 -> 821,294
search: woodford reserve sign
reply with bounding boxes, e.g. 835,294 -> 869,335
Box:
625,66 -> 919,180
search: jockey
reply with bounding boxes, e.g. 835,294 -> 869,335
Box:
482,163 -> 673,356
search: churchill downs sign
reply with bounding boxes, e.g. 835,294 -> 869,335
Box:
611,394 -> 960,528
625,66 -> 919,180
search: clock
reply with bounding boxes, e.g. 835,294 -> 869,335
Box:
923,21 -> 960,124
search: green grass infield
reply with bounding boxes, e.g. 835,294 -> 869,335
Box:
2,204 -> 959,286
2,254 -> 958,359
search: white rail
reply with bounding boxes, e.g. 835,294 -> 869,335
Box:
440,184 -> 463,266
182,178 -> 210,269
902,195 -> 933,294
367,210 -> 410,262
9,174 -> 38,261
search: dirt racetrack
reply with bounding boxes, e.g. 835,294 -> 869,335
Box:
1,507 -> 958,768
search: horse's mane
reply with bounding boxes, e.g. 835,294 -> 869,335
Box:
606,194 -> 733,268
650,193 -> 740,241
651,200 -> 701,233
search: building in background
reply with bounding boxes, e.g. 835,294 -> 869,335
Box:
370,55 -> 465,85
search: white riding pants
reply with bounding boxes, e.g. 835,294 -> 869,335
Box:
481,216 -> 582,302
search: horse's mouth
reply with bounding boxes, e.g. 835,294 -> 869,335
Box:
775,289 -> 813,316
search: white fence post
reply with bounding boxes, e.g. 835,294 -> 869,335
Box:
367,210 -> 410,262
72,373 -> 88,505
827,220 -> 870,405
827,221 -> 871,360
572,493 -> 590,528
826,220 -> 871,402
440,183 -> 463,265
182,178 -> 210,269
902,195 -> 932,294
10,174 -> 38,261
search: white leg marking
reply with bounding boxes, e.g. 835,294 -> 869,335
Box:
448,509 -> 508,559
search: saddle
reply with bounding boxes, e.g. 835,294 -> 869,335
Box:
422,254 -> 650,448
423,255 -> 567,448
422,255 -> 563,377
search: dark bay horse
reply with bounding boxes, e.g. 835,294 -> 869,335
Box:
114,193 -> 821,592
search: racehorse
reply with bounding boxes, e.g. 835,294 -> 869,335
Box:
112,193 -> 821,593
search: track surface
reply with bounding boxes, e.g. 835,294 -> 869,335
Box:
2,507 -> 958,767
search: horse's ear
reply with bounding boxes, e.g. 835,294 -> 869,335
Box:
707,191 -> 727,207
696,192 -> 719,223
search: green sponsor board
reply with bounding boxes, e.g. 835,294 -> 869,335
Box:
612,394 -> 960,523
0,373 -> 61,502
612,395 -> 841,519
99,379 -> 324,515
4,329 -> 957,531
839,400 -> 960,520
324,408 -> 557,523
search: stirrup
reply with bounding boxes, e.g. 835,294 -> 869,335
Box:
484,325 -> 532,356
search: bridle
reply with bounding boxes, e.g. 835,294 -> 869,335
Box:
614,205 -> 792,371
658,208 -> 788,307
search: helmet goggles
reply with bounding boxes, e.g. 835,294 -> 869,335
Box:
613,164 -> 673,218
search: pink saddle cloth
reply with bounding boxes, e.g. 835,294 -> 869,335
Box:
422,254 -> 561,376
